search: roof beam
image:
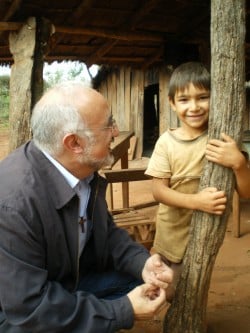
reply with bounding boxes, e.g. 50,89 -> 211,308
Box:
51,0 -> 96,47
142,44 -> 164,69
0,22 -> 164,42
85,0 -> 161,66
55,25 -> 164,42
0,22 -> 22,31
2,0 -> 22,21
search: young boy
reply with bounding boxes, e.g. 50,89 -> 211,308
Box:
145,61 -> 246,300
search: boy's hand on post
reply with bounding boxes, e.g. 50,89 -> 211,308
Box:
194,187 -> 227,215
205,133 -> 245,170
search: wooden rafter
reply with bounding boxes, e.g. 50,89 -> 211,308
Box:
50,0 -> 96,48
85,0 -> 161,66
142,44 -> 164,69
0,22 -> 164,42
55,25 -> 164,41
1,0 -> 22,21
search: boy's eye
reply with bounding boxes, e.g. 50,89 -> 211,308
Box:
177,97 -> 188,102
200,95 -> 210,100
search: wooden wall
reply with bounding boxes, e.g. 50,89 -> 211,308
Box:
97,65 -> 178,158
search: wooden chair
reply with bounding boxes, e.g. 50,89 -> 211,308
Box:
101,167 -> 157,249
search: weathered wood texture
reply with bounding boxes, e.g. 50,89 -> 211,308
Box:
8,17 -> 51,152
98,65 -> 179,157
159,66 -> 178,134
102,167 -> 156,250
163,1 -> 246,332
8,17 -> 36,152
32,18 -> 52,108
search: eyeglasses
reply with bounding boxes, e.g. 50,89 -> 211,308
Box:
100,115 -> 117,131
77,115 -> 117,133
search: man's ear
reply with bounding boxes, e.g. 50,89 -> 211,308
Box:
63,133 -> 85,153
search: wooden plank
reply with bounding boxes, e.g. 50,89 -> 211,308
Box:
103,167 -> 151,183
130,70 -> 139,132
55,25 -> 164,42
111,200 -> 157,214
0,22 -> 22,30
159,66 -> 170,133
136,71 -> 144,157
118,68 -> 125,129
124,67 -> 131,130
128,135 -> 137,160
111,71 -> 117,119
109,130 -> 134,165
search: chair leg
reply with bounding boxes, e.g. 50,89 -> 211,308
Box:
106,183 -> 114,210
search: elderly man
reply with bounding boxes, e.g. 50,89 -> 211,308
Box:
0,82 -> 173,333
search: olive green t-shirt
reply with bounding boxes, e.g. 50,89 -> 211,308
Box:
145,129 -> 208,263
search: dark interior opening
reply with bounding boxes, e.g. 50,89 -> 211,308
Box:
143,84 -> 159,157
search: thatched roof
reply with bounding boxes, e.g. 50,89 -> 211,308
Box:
0,1 -> 250,78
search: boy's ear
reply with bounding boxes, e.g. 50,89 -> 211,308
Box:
63,133 -> 85,153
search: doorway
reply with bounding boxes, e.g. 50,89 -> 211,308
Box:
143,84 -> 159,157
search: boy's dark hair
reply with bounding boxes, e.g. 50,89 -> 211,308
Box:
168,62 -> 210,102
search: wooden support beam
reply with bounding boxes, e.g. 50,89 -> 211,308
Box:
8,17 -> 36,152
0,22 -> 22,31
85,0 -> 161,66
0,21 -> 165,42
142,44 -> 164,69
51,0 -> 96,48
54,25 -> 164,42
8,17 -> 51,152
2,0 -> 22,21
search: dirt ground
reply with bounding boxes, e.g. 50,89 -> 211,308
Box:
0,128 -> 250,333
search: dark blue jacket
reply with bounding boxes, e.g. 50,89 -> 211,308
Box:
0,141 -> 149,333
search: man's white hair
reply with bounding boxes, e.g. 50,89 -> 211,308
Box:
31,81 -> 95,155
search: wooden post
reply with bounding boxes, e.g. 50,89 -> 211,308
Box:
8,17 -> 52,152
163,1 -> 245,332
8,17 -> 36,152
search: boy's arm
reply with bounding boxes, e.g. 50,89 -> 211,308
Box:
152,177 -> 226,215
206,133 -> 250,199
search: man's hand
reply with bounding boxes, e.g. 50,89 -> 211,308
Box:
127,283 -> 167,320
142,253 -> 173,289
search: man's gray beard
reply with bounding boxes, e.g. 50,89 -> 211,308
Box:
78,151 -> 114,170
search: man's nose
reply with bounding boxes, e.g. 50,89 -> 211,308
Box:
112,125 -> 119,137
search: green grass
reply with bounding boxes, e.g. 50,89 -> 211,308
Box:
0,113 -> 9,130
0,120 -> 9,130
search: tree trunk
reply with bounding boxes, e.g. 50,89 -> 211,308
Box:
163,1 -> 246,332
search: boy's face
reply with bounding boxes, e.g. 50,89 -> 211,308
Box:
169,83 -> 210,133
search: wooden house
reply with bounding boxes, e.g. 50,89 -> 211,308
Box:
0,0 -> 249,156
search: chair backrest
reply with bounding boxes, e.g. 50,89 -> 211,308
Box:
102,167 -> 151,183
101,167 -> 156,212
102,167 -> 156,249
